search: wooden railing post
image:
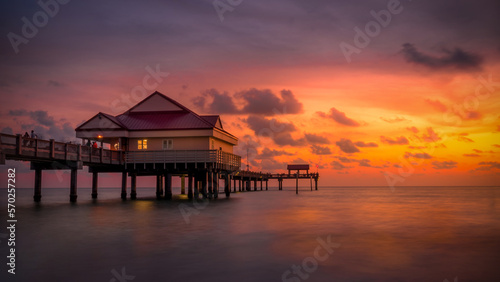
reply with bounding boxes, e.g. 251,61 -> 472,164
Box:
34,139 -> 39,157
49,139 -> 55,158
99,148 -> 103,163
16,134 -> 22,155
77,145 -> 81,161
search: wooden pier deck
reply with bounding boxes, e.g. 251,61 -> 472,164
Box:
0,133 -> 319,202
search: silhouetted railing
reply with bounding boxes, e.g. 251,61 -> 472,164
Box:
0,133 -> 123,165
126,150 -> 241,171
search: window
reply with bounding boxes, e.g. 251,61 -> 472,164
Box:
138,139 -> 147,150
162,139 -> 173,150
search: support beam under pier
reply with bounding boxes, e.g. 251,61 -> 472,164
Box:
130,173 -> 137,200
164,173 -> 172,200
121,171 -> 127,200
91,172 -> 98,199
188,172 -> 194,199
34,168 -> 42,202
70,168 -> 78,202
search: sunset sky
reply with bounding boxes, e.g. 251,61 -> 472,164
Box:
1,0 -> 499,188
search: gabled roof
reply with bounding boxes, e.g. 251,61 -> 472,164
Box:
76,112 -> 126,131
76,92 -> 235,138
201,115 -> 223,130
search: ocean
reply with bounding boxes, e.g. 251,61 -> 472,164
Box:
1,186 -> 499,282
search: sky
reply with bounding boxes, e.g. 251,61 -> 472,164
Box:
0,0 -> 499,188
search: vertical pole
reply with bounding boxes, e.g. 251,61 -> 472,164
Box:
91,171 -> 98,199
225,174 -> 231,197
315,176 -> 318,191
121,171 -> 127,200
260,179 -> 263,191
49,139 -> 55,159
296,170 -> 299,195
201,171 -> 208,198
188,172 -> 194,199
310,176 -> 313,191
70,168 -> 78,202
156,174 -> 162,199
130,173 -> 137,199
207,169 -> 213,199
164,173 -> 172,200
34,168 -> 42,202
181,174 -> 186,195
213,171 -> 219,199
194,174 -> 200,199
253,179 -> 257,191
238,179 -> 242,192
266,180 -> 268,191
16,134 -> 22,155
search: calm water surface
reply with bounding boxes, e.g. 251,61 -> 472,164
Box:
0,186 -> 499,281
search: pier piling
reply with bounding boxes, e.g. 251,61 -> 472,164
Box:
91,172 -> 98,199
34,168 -> 42,202
70,168 -> 78,202
120,171 -> 127,200
130,173 -> 137,200
164,173 -> 172,200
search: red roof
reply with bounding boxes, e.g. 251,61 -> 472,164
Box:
76,92 -> 235,138
117,112 -> 213,130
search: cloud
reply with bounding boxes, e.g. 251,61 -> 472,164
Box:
7,109 -> 75,141
193,88 -> 303,116
199,88 -> 239,114
9,109 -> 28,116
404,152 -> 433,159
476,162 -> 500,171
406,126 -> 419,133
473,149 -> 483,153
432,161 -> 458,170
380,136 -> 409,145
463,154 -> 480,157
401,43 -> 483,71
354,141 -> 378,148
317,107 -> 360,127
336,156 -> 353,163
380,116 -> 408,123
245,115 -> 304,146
335,138 -> 360,153
457,136 -> 474,143
310,145 -> 331,155
304,133 -> 329,144
259,159 -> 286,171
493,145 -> 500,149
29,111 -> 56,127
331,161 -> 349,170
421,127 -> 441,142
1,127 -> 13,134
333,156 -> 379,168
425,99 -> 448,112
48,80 -> 63,87
256,148 -> 293,159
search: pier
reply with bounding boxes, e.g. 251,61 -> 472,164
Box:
0,92 -> 319,203
1,133 -> 319,202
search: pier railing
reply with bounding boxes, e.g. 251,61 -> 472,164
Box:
0,133 -> 123,165
1,133 -> 241,171
125,150 -> 241,171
